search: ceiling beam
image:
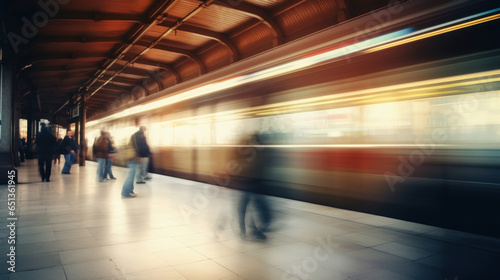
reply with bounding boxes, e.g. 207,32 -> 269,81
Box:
134,58 -> 182,84
51,12 -> 145,23
135,41 -> 206,75
7,11 -> 145,23
29,65 -> 99,72
212,0 -> 284,46
117,68 -> 165,90
25,54 -> 110,66
29,36 -> 123,45
80,0 -> 180,97
272,0 -> 308,16
159,20 -> 239,62
100,75 -> 139,84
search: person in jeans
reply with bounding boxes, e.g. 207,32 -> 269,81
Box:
131,126 -> 152,184
103,132 -> 117,180
35,124 -> 56,182
61,130 -> 79,174
93,130 -> 109,182
121,133 -> 138,198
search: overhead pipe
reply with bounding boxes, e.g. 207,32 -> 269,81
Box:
82,1 -> 178,93
85,0 -> 215,100
52,0 -> 179,116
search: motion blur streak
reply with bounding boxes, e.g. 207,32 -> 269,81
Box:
87,0 -> 500,239
365,8 -> 500,53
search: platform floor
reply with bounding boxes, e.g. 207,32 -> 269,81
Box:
1,159 -> 500,280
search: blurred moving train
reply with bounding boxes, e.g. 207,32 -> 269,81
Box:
87,0 -> 500,237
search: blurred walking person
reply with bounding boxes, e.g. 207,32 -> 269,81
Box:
121,133 -> 139,198
35,124 -> 56,182
18,135 -> 25,162
234,132 -> 272,241
54,135 -> 62,164
93,130 -> 109,182
61,130 -> 79,174
103,132 -> 117,180
132,126 -> 152,184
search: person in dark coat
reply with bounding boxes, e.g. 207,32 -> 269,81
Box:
54,135 -> 62,164
93,130 -> 109,182
131,126 -> 152,184
103,132 -> 117,180
61,129 -> 79,174
235,132 -> 272,241
18,135 -> 25,162
35,124 -> 56,182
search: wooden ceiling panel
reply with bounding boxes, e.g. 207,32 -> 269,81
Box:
189,4 -> 254,33
8,0 -> 387,121
36,21 -> 139,39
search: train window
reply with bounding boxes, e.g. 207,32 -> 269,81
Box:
174,124 -> 194,145
195,123 -> 211,145
429,91 -> 500,144
362,102 -> 413,143
215,120 -> 243,145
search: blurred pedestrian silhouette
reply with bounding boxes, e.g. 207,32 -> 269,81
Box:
132,126 -> 152,184
54,135 -> 62,164
93,130 -> 109,182
234,132 -> 272,241
121,133 -> 139,198
103,132 -> 117,180
18,135 -> 25,162
61,130 -> 79,174
35,124 -> 56,182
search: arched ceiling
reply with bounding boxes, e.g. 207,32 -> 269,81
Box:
3,0 -> 399,124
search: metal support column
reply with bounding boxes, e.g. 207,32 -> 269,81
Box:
0,40 -> 17,183
79,94 -> 86,166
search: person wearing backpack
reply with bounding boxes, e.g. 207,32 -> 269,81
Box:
93,130 -> 110,182
61,130 -> 79,174
103,132 -> 117,180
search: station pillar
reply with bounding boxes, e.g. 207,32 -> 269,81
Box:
0,44 -> 18,184
79,94 -> 86,166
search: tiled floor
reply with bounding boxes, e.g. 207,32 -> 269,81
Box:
1,160 -> 500,279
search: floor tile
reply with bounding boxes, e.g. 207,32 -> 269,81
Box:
341,232 -> 391,247
59,247 -> 110,265
155,247 -> 208,266
172,233 -> 218,246
63,258 -> 124,280
55,228 -> 92,240
4,160 -> 500,280
112,252 -> 166,274
126,267 -> 188,280
373,242 -> 435,260
191,242 -> 241,258
353,269 -> 416,280
10,266 -> 66,280
174,259 -> 239,280
15,252 -> 61,272
246,244 -> 307,266
214,253 -> 275,276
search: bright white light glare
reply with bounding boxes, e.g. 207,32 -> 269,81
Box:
245,29 -> 413,83
311,28 -> 413,63
87,29 -> 415,126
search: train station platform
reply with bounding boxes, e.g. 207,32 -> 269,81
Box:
1,160 -> 500,280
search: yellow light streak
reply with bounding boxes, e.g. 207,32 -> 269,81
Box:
364,13 -> 500,53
